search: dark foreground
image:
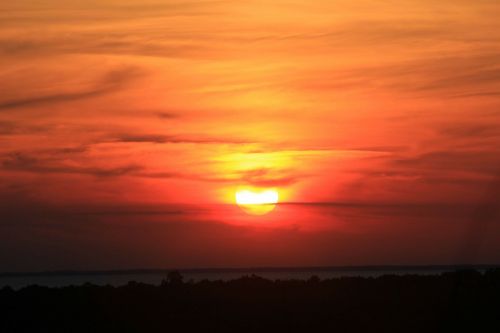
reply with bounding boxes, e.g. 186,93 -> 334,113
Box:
1,270 -> 499,333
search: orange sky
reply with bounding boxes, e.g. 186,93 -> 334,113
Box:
1,0 -> 499,271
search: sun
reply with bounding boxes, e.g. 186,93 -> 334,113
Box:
235,188 -> 279,215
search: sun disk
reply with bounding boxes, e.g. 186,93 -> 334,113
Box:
235,188 -> 279,215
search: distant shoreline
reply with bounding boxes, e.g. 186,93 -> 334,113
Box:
2,264 -> 499,278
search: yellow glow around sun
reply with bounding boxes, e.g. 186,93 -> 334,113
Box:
235,188 -> 279,215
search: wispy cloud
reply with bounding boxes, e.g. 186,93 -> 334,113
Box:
112,133 -> 253,145
438,122 -> 500,139
1,152 -> 142,178
0,67 -> 144,110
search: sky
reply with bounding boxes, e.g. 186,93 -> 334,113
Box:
1,0 -> 500,272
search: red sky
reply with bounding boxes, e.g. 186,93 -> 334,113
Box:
1,0 -> 500,271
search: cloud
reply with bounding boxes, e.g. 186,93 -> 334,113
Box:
0,1 -> 223,26
187,167 -> 305,187
135,166 -> 305,187
0,67 -> 144,110
393,150 -> 500,176
0,121 -> 51,135
449,91 -> 500,98
0,197 -> 198,225
375,53 -> 500,97
438,123 -> 500,139
0,152 -> 142,178
0,30 -> 205,60
246,145 -> 403,154
0,121 -> 16,134
136,169 -> 302,186
156,112 -> 179,119
415,67 -> 500,96
234,168 -> 304,187
112,133 -> 253,145
297,51 -> 500,98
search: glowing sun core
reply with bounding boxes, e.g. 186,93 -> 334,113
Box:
235,189 -> 279,215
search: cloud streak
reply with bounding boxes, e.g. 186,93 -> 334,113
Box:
0,67 -> 144,110
112,134 -> 253,145
1,152 -> 142,178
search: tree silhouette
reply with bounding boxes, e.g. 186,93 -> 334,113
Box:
161,270 -> 184,286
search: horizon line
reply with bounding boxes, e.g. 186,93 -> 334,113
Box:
2,264 -> 499,277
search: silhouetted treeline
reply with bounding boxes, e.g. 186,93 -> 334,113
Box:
1,269 -> 499,332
